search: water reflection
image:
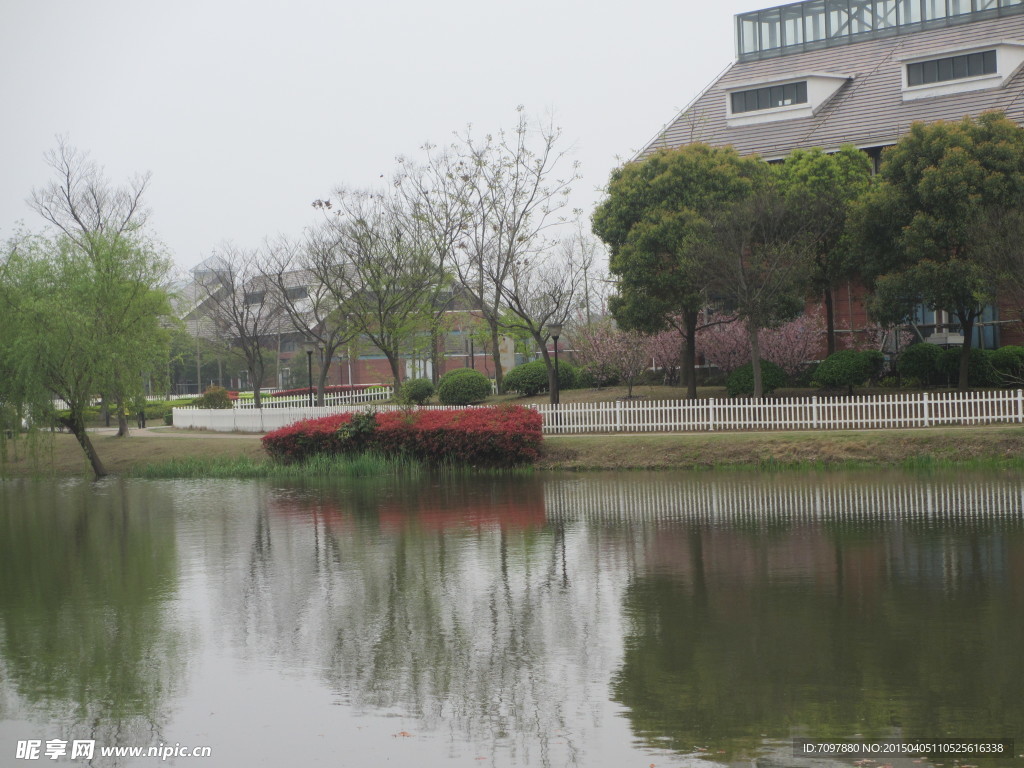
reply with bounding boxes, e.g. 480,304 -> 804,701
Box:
0,479 -> 185,750
1,471 -> 1022,767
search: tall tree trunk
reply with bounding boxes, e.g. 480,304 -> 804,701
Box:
63,412 -> 107,479
489,320 -> 504,392
824,287 -> 836,356
749,322 -> 764,398
115,395 -> 129,437
683,310 -> 699,400
958,313 -> 976,391
386,351 -> 403,393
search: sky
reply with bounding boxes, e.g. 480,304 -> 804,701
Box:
0,0 -> 764,272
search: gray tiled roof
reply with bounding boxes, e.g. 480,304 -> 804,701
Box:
644,14 -> 1024,159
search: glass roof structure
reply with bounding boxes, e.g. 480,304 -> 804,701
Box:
738,0 -> 1024,60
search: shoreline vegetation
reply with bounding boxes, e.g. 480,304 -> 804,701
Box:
3,423 -> 1024,479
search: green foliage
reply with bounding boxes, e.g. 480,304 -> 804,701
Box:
812,350 -> 877,394
936,347 -> 997,388
436,368 -> 491,405
335,410 -> 379,451
897,343 -> 943,385
398,377 -> 434,405
502,360 -> 576,396
192,386 -> 233,409
726,361 -> 787,397
990,345 -> 1024,385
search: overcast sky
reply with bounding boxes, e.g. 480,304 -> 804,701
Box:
1,0 -> 763,271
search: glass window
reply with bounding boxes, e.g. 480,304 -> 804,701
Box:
782,5 -> 805,46
759,8 -> 782,49
804,0 -> 828,40
976,0 -> 999,9
906,50 -> 997,85
948,0 -> 971,14
875,0 -> 900,27
1002,0 -> 1024,7
739,14 -> 759,55
826,0 -> 851,36
900,0 -> 923,23
849,0 -> 874,32
731,82 -> 809,113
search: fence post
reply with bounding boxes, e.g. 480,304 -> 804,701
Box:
1018,389 -> 1023,424
615,400 -> 623,433
922,392 -> 930,428
812,396 -> 818,429
709,399 -> 715,432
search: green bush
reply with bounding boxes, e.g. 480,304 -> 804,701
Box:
726,360 -> 787,397
193,386 -> 234,409
398,377 -> 434,405
812,350 -> 875,394
437,368 -> 492,405
503,360 -> 576,396
897,343 -> 942,385
990,345 -> 1024,385
936,347 -> 997,387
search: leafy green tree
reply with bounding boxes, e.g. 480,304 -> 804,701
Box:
0,230 -> 173,478
777,146 -> 873,354
592,145 -> 763,398
850,112 -> 1024,389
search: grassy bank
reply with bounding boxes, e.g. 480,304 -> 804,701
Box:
3,424 -> 1024,478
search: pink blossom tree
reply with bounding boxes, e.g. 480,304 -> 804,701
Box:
698,308 -> 828,380
573,317 -> 620,389
649,328 -> 683,386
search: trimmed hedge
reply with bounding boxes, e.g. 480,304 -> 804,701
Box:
726,361 -> 787,397
897,343 -> 942,384
436,368 -> 492,405
503,360 -> 577,396
936,347 -> 997,387
268,384 -> 373,398
991,345 -> 1024,384
192,386 -> 234,409
261,405 -> 543,467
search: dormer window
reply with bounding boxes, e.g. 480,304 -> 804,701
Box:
724,71 -> 851,126
901,41 -> 1024,100
906,50 -> 997,86
731,81 -> 808,113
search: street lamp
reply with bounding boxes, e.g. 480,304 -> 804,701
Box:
548,322 -> 562,406
304,342 -> 314,408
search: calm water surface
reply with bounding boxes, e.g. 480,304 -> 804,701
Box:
1,471 -> 1022,767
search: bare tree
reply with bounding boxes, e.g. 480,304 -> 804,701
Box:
194,245 -> 283,407
261,236 -> 358,405
412,108 -> 580,391
500,233 -> 594,395
310,189 -> 446,389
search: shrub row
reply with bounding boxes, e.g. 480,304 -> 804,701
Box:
897,343 -> 1024,387
261,405 -> 543,467
267,384 -> 374,398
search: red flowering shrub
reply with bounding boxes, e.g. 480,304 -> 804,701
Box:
261,406 -> 543,467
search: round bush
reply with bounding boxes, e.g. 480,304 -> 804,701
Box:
936,346 -> 997,387
812,350 -> 878,394
503,360 -> 576,395
437,368 -> 492,405
193,385 -> 233,409
398,377 -> 434,405
726,360 -> 787,397
897,343 -> 942,385
990,345 -> 1024,385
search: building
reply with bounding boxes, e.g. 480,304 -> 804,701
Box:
641,0 -> 1024,349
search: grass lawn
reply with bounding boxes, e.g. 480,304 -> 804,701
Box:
4,422 -> 1024,478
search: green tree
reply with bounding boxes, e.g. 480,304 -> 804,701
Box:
592,145 -> 763,398
0,230 -> 173,477
850,112 -> 1024,389
776,146 -> 873,355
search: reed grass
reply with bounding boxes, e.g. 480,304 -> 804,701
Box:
130,452 -> 423,479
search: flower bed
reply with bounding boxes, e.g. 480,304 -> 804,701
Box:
261,406 -> 543,467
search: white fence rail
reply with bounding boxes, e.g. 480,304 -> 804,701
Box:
173,390 -> 1024,434
233,388 -> 393,409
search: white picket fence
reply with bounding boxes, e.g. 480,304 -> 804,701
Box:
172,389 -> 1024,434
233,388 -> 393,409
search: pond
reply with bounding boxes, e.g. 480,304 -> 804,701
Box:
1,471 -> 1022,767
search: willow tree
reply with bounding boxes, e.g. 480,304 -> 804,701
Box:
592,144 -> 764,398
0,230 -> 173,478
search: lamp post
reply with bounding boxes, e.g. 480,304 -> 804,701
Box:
548,323 -> 562,406
304,343 -> 314,408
